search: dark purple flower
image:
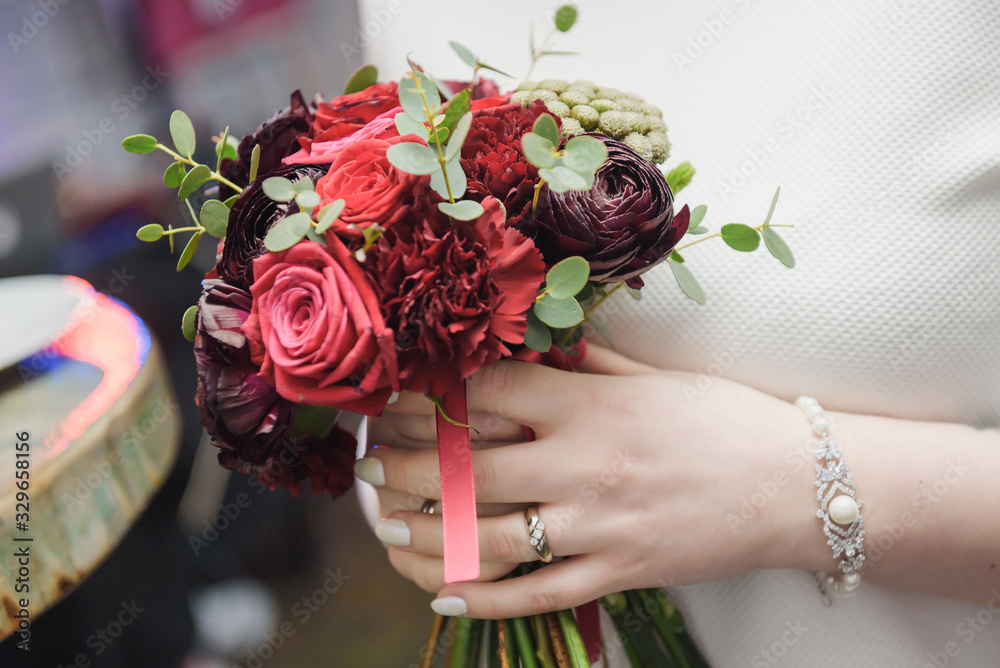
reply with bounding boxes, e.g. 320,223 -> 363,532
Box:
218,163 -> 329,289
219,90 -> 315,199
519,134 -> 690,288
443,78 -> 501,101
195,278 -> 357,499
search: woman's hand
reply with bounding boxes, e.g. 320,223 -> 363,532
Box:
361,346 -> 828,618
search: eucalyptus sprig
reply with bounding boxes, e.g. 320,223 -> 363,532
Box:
386,71 -> 484,221
526,4 -> 579,79
448,40 -> 513,86
524,256 -> 591,352
123,110 -> 249,271
258,175 -> 347,253
521,113 -> 608,214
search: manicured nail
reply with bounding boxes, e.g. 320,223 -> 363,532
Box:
354,457 -> 385,486
375,518 -> 410,546
431,596 -> 468,617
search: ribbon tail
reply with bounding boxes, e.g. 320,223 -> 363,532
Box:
436,381 -> 480,583
575,600 -> 603,665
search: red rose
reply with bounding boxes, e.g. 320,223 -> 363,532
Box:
460,99 -> 552,227
366,197 -> 545,396
289,82 -> 399,162
242,239 -> 398,415
313,135 -> 432,236
285,107 -> 402,166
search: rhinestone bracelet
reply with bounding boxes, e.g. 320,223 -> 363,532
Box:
795,396 -> 865,597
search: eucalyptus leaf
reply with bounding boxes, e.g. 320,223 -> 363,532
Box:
687,225 -> 709,235
540,165 -> 587,192
215,125 -> 230,172
181,305 -> 198,342
200,199 -> 230,238
689,204 -> 707,228
625,285 -> 643,300
430,155 -> 467,199
437,89 -> 470,141
532,113 -> 560,146
762,226 -> 795,268
136,223 -> 164,242
438,200 -> 484,221
316,199 -> 346,234
163,162 -> 186,188
585,314 -> 616,349
262,176 -> 295,202
576,284 -> 594,302
545,256 -> 590,300
248,144 -> 261,182
176,231 -> 202,272
344,64 -> 378,95
263,213 -> 310,251
386,142 -> 440,175
763,186 -> 781,226
444,112 -> 472,161
524,310 -> 553,353
222,194 -> 239,209
669,249 -> 684,263
449,41 -> 478,68
477,62 -> 514,78
534,293 -> 584,328
561,135 -> 607,173
121,134 -> 157,154
664,161 -> 696,194
521,133 -> 557,168
169,110 -> 196,158
290,405 -> 342,440
395,113 -> 428,140
720,223 -> 761,252
555,4 -> 578,32
293,176 -> 314,193
537,50 -> 579,57
295,190 -> 321,210
399,72 -> 440,122
669,259 -> 706,304
304,226 -> 325,244
178,165 -> 211,200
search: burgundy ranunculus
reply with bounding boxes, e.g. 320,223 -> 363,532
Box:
219,90 -> 315,199
460,99 -> 552,227
195,278 -> 358,499
365,197 -> 545,396
443,78 -> 501,101
218,163 -> 329,289
520,134 -> 690,288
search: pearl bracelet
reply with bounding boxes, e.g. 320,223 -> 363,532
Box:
795,396 -> 865,597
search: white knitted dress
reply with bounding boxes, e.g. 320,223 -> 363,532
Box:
360,0 -> 1000,664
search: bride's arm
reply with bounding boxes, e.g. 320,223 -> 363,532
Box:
359,346 -> 1000,619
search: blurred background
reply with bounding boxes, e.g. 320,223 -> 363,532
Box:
0,0 -> 436,665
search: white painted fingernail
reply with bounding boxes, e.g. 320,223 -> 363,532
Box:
430,596 -> 468,617
354,457 -> 385,486
375,518 -> 410,546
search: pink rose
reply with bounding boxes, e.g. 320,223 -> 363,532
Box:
242,239 -> 398,415
285,107 -> 402,165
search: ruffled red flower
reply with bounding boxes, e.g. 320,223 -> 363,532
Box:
365,197 -> 545,396
289,82 -> 399,162
460,99 -> 552,227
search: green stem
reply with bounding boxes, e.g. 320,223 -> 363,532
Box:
531,614 -> 556,668
449,617 -> 477,668
155,143 -> 245,194
555,609 -> 590,668
531,180 -> 544,217
511,617 -> 540,668
676,222 -> 794,253
525,26 -> 557,79
637,591 -> 691,668
162,226 -> 201,235
488,621 -> 502,668
556,282 -> 625,348
413,74 -> 456,203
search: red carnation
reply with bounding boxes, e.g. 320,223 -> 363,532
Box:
365,197 -> 545,396
313,135 -> 433,237
242,238 -> 399,415
460,99 -> 553,227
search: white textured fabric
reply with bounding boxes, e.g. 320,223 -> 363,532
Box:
360,1 -> 1000,665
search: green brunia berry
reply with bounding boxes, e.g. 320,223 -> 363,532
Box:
510,79 -> 671,163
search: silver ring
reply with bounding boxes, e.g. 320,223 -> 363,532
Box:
524,505 -> 554,563
420,499 -> 437,514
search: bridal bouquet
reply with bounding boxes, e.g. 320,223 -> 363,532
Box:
122,5 -> 793,666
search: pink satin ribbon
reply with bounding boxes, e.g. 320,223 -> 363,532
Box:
436,382 -> 481,583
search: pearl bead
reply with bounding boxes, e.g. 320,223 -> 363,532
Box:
795,396 -> 818,410
812,416 -> 830,436
843,573 -> 861,587
806,405 -> 824,419
828,495 -> 860,524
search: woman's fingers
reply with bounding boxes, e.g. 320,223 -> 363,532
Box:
465,361 -> 581,427
431,557 -> 608,619
355,440 -> 570,503
370,410 -> 527,445
386,549 -> 517,594
379,507 -> 583,563
576,343 -> 661,376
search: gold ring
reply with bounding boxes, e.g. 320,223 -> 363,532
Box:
524,505 -> 554,563
420,499 -> 437,514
